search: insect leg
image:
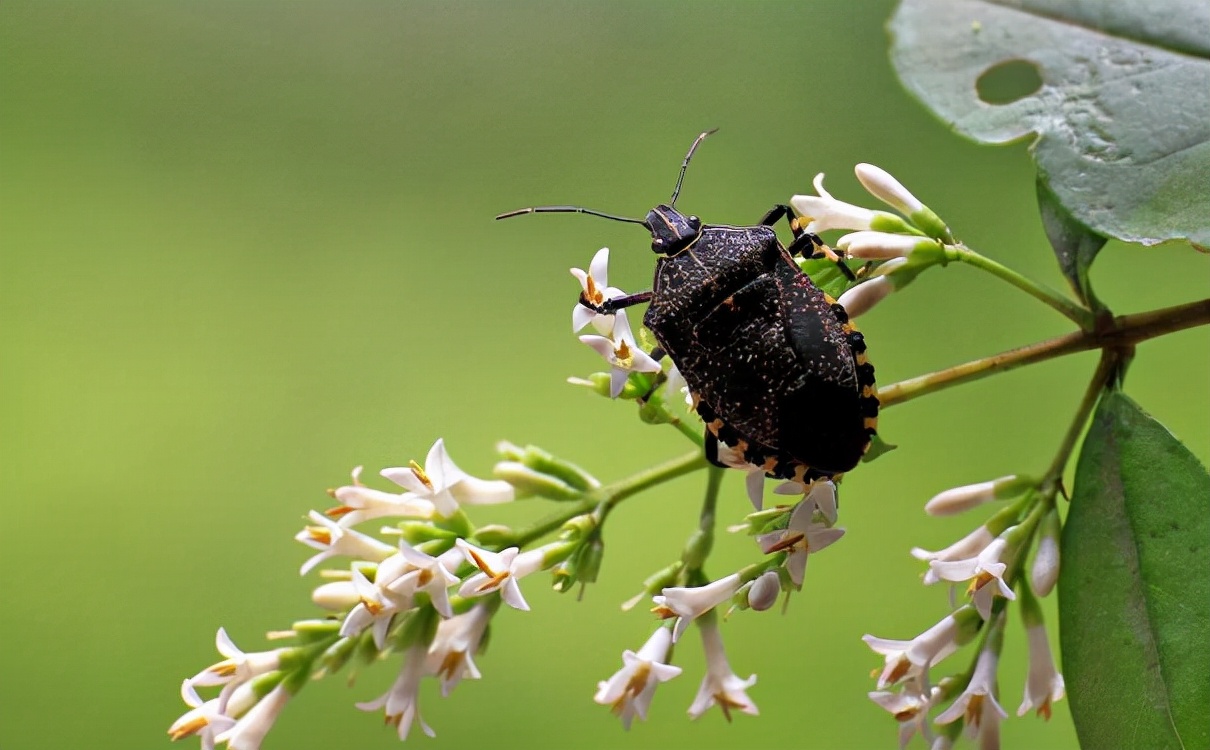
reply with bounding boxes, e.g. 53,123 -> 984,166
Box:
762,204 -> 857,281
579,290 -> 654,315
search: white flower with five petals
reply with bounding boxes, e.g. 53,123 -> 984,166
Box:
455,539 -> 548,611
426,602 -> 493,696
593,627 -> 682,729
380,439 -> 514,518
579,310 -> 662,398
687,618 -> 758,721
571,247 -> 627,335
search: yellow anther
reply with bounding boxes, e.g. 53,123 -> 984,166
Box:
409,460 -> 434,490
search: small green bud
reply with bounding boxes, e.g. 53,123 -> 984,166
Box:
395,521 -> 458,545
519,445 -> 600,491
577,537 -> 605,586
560,513 -> 599,540
320,636 -> 358,674
290,619 -> 341,643
473,524 -> 516,548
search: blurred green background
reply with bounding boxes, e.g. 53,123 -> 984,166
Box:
2,3 -> 1207,749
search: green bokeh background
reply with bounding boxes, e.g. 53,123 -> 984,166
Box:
2,3 -> 1207,749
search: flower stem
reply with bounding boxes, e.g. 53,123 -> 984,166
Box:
946,244 -> 1094,328
878,298 -> 1210,408
1039,349 -> 1120,491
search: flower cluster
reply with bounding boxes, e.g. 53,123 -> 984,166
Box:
863,475 -> 1066,747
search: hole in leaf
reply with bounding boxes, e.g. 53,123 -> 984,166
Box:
976,59 -> 1042,105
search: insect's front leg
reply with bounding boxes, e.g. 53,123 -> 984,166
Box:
578,290 -> 654,315
761,204 -> 856,281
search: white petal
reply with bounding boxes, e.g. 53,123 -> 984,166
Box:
379,468 -> 430,495
572,304 -> 596,332
744,470 -> 765,510
499,578 -> 530,611
580,334 -> 617,361
589,247 -> 610,285
609,366 -> 629,399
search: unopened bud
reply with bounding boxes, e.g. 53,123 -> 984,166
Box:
837,231 -> 938,260
924,475 -> 1033,516
473,524 -> 516,548
837,275 -> 895,319
1030,506 -> 1061,596
311,581 -> 359,611
855,163 -> 924,216
747,571 -> 782,611
320,634 -> 359,674
493,461 -> 582,501
395,520 -> 458,545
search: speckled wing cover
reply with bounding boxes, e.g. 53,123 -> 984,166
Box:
645,225 -> 874,475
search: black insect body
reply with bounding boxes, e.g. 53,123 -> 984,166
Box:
497,131 -> 878,482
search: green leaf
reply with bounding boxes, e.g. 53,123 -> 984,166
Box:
889,0 -> 1210,247
1059,391 -> 1210,750
1036,177 -> 1107,310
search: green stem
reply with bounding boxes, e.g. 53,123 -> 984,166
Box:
681,466 -> 726,583
947,244 -> 1094,328
878,298 -> 1210,408
1040,349 -> 1120,490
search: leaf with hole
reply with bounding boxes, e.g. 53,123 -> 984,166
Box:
1059,390 -> 1210,750
890,0 -> 1210,248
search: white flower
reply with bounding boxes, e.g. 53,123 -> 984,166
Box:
426,602 -> 493,696
579,310 -> 662,398
386,541 -> 461,618
1018,623 -> 1065,719
868,677 -> 941,749
756,499 -> 844,588
340,567 -> 406,648
295,510 -> 397,575
356,643 -> 436,741
652,573 -> 744,642
854,163 -> 925,216
791,173 -> 881,234
168,692 -> 237,750
837,231 -> 934,260
1031,509 -> 1061,597
746,571 -> 781,612
455,539 -> 548,611
912,524 -> 996,585
773,478 -> 839,527
714,442 -> 768,510
571,247 -> 627,335
326,466 -> 436,527
214,684 -> 292,750
687,618 -> 758,721
381,439 -> 515,518
929,538 -> 1016,620
863,612 -> 966,689
936,644 -> 1008,729
836,257 -> 908,318
183,628 -> 285,710
340,542 -> 460,645
594,627 -> 683,729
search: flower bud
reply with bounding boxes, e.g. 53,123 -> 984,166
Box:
473,524 -> 516,548
492,461 -> 582,501
311,581 -> 359,611
854,163 -> 951,241
394,520 -> 458,545
837,275 -> 895,318
837,231 -> 938,260
746,570 -> 781,611
924,474 -> 1033,516
1030,506 -> 1061,596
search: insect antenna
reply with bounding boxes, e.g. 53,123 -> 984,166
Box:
669,128 -> 719,207
494,205 -> 646,225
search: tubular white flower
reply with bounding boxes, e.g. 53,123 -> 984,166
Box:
571,247 -> 627,335
1030,507 -> 1062,597
168,692 -> 238,750
746,571 -> 781,611
1018,623 -> 1066,719
183,629 -> 287,711
385,540 -> 461,618
381,438 -> 515,518
594,627 -> 683,729
426,602 -> 493,696
652,573 -> 744,642
356,643 -> 436,741
687,618 -> 758,721
714,442 -> 768,510
854,163 -> 925,216
791,173 -> 880,233
929,538 -> 1016,620
935,644 -> 1008,728
456,539 -> 551,611
912,524 -> 996,585
295,510 -> 397,576
340,567 -> 407,649
327,466 -> 436,527
863,612 -> 964,689
579,310 -> 662,399
837,231 -> 934,260
868,677 -> 941,749
214,684 -> 292,750
756,499 -> 844,588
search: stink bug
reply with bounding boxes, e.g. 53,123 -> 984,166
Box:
497,130 -> 878,482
